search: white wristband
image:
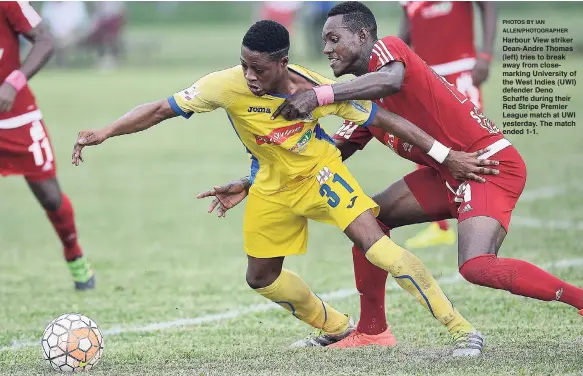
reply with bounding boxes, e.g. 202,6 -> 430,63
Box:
427,141 -> 451,163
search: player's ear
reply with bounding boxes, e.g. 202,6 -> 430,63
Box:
359,28 -> 369,43
280,55 -> 289,68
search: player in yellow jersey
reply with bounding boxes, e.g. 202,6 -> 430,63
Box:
72,21 -> 496,354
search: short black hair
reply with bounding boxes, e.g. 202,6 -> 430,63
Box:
328,1 -> 378,39
242,20 -> 290,60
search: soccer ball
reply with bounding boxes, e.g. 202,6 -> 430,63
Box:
41,313 -> 104,372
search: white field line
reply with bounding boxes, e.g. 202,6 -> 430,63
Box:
513,184 -> 583,230
3,256 -> 583,352
1,185 -> 577,351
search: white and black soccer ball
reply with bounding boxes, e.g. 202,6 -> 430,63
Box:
41,313 -> 104,372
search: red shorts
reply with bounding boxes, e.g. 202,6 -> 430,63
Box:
0,116 -> 56,181
405,142 -> 527,231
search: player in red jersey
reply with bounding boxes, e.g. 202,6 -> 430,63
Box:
398,1 -> 498,249
270,1 -> 583,350
0,2 -> 94,289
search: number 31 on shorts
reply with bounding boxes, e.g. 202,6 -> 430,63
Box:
316,167 -> 357,208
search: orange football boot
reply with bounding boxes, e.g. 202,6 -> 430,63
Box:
327,327 -> 397,349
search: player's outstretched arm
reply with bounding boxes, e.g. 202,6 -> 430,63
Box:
331,63 -> 405,102
72,99 -> 177,165
271,63 -> 404,121
371,107 -> 499,183
196,177 -> 251,217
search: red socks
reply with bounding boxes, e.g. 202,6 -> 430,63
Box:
46,193 -> 83,261
460,254 -> 583,310
351,220 -> 390,335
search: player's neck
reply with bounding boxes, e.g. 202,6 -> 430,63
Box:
353,40 -> 377,76
272,69 -> 313,96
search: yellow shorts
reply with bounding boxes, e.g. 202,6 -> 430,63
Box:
243,158 -> 379,258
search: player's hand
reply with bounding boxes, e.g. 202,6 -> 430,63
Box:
71,129 -> 109,166
472,57 -> 490,87
196,179 -> 249,217
271,89 -> 318,121
0,82 -> 17,113
444,148 -> 499,183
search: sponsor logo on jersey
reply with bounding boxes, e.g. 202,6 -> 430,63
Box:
179,85 -> 199,101
349,101 -> 369,113
255,123 -> 304,145
290,129 -> 313,153
248,106 -> 272,114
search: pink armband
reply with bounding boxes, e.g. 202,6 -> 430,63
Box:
313,85 -> 334,106
5,70 -> 27,92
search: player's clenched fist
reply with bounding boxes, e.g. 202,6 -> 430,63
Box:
196,177 -> 250,217
71,129 -> 109,166
0,82 -> 17,113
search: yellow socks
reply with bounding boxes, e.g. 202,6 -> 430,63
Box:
366,236 -> 474,334
255,269 -> 349,334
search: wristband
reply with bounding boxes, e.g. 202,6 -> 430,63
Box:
478,52 -> 492,63
5,70 -> 27,92
313,85 -> 334,106
427,141 -> 451,163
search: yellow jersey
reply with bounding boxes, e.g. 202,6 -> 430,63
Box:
169,64 -> 378,195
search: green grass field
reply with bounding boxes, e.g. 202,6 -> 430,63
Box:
1,23 -> 583,375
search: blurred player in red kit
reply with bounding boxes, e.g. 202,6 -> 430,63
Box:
0,2 -> 94,289
272,1 -> 583,350
399,1 -> 498,248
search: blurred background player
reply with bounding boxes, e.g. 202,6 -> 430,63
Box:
398,1 -> 498,249
0,1 -> 94,290
256,1 -> 301,35
41,1 -> 126,70
304,2 -> 337,60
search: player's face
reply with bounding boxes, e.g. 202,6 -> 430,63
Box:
240,46 -> 287,96
322,15 -> 365,77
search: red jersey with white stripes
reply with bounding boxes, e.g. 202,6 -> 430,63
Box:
401,1 -> 475,68
334,36 -> 504,189
0,1 -> 41,121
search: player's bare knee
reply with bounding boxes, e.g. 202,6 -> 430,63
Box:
457,216 -> 506,268
246,269 -> 280,289
344,211 -> 385,251
28,180 -> 62,212
245,256 -> 284,289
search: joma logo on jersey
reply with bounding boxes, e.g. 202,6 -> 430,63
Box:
255,123 -> 304,145
248,106 -> 272,114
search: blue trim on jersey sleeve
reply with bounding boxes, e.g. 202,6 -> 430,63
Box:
361,102 -> 378,128
314,124 -> 335,145
226,112 -> 260,185
167,96 -> 193,119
